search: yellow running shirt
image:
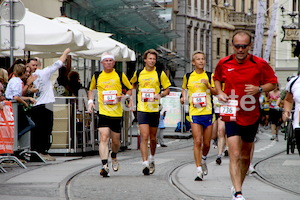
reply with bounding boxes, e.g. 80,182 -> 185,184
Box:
89,69 -> 132,117
182,71 -> 214,116
130,67 -> 171,112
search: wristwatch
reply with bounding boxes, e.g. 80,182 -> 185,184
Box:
258,86 -> 263,93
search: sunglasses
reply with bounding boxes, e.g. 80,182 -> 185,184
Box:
15,59 -> 26,64
233,44 -> 250,49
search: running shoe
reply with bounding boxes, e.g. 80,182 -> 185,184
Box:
270,135 -> 276,140
233,194 -> 246,200
224,149 -> 229,157
149,161 -> 155,174
231,186 -> 235,197
202,162 -> 208,175
100,165 -> 110,177
194,170 -> 203,181
143,166 -> 150,175
112,159 -> 120,172
247,163 -> 256,175
216,157 -> 222,165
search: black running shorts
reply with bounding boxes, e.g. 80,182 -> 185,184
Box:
137,111 -> 160,127
225,120 -> 259,143
97,114 -> 122,133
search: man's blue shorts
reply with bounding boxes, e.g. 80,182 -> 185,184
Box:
225,120 -> 259,143
191,115 -> 213,128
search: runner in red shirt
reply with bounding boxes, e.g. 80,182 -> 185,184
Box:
213,30 -> 277,200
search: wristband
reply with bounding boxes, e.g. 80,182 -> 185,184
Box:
125,94 -> 131,98
88,99 -> 94,105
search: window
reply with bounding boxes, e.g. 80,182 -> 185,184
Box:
233,0 -> 236,10
292,0 -> 297,12
241,0 -> 245,12
217,38 -> 220,56
207,0 -> 210,12
200,29 -> 204,51
226,39 -> 229,56
194,28 -> 198,51
201,0 -> 204,10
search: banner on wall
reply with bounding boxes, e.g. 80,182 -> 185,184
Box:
0,101 -> 15,154
160,92 -> 181,127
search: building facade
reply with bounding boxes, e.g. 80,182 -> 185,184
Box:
275,0 -> 300,88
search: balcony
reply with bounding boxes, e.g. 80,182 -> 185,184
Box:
228,11 -> 270,30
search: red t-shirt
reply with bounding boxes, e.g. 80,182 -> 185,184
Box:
213,54 -> 278,126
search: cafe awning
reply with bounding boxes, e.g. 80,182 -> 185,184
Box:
64,0 -> 178,53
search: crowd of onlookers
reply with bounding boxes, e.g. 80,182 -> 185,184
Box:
0,48 -> 76,161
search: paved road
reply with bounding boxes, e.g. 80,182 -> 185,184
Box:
0,127 -> 299,200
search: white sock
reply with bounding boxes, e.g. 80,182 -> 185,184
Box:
149,155 -> 155,162
202,156 -> 207,162
142,160 -> 149,167
197,166 -> 202,172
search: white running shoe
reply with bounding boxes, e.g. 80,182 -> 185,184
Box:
247,163 -> 256,175
233,194 -> 246,200
195,170 -> 203,181
112,159 -> 120,172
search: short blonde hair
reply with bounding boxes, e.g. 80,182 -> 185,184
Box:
13,64 -> 26,77
192,50 -> 206,61
0,68 -> 8,83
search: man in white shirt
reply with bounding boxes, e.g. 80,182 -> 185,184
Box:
29,48 -> 71,161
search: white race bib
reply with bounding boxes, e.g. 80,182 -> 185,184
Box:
141,88 -> 155,102
220,100 -> 238,121
192,92 -> 206,107
103,90 -> 118,105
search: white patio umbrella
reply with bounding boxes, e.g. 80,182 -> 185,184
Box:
52,17 -> 136,61
0,9 -> 93,52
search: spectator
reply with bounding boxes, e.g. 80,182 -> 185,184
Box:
0,68 -> 8,110
268,85 -> 282,141
29,48 -> 71,161
4,64 -> 36,137
54,67 -> 69,96
68,71 -> 82,97
157,110 -> 167,147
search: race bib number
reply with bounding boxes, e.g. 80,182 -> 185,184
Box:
103,90 -> 118,105
220,100 -> 238,121
192,92 -> 206,107
141,88 -> 155,102
271,100 -> 277,107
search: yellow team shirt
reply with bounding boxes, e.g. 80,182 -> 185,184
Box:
89,69 -> 133,117
182,71 -> 215,116
130,67 -> 171,112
